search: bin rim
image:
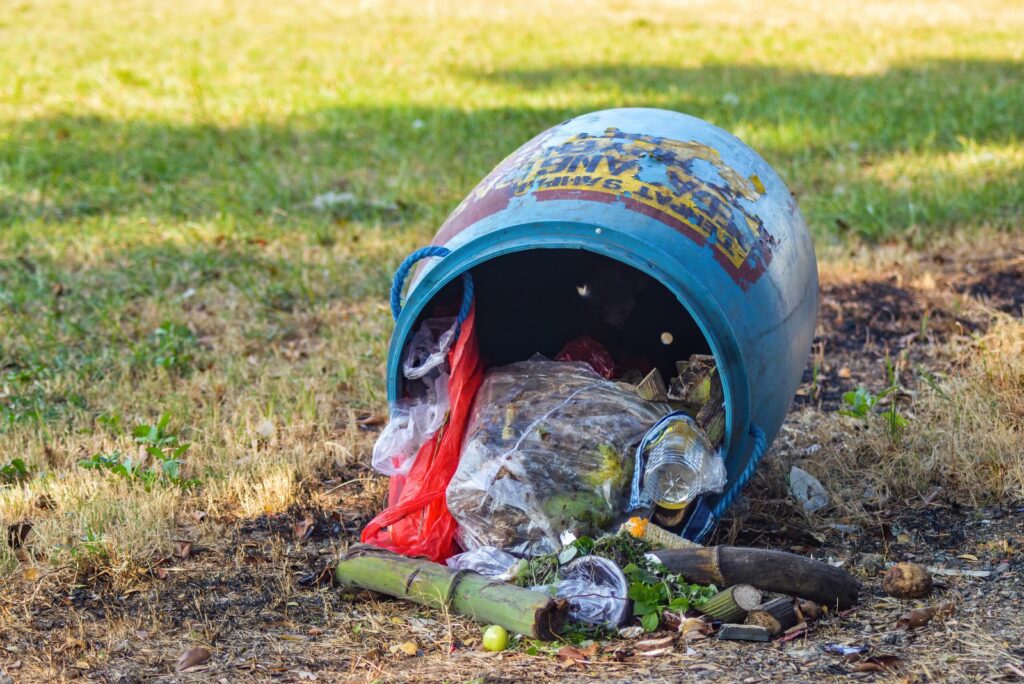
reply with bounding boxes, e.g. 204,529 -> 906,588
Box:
386,219 -> 752,466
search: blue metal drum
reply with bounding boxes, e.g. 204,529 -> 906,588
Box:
386,108 -> 818,531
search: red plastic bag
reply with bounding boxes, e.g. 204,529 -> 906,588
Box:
361,306 -> 483,562
555,335 -> 615,378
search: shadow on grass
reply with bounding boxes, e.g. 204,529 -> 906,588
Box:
0,58 -> 1021,239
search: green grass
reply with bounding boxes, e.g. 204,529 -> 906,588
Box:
0,0 -> 1023,571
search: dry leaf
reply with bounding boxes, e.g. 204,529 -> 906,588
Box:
294,515 -> 315,540
635,635 -> 674,653
557,645 -> 589,664
23,566 -> 40,581
896,603 -> 954,630
153,567 -> 169,580
777,622 -> 809,643
393,641 -> 418,656
174,540 -> 193,559
851,655 -> 903,672
356,413 -> 386,428
618,625 -> 644,639
681,617 -> 714,639
176,646 -> 211,672
191,511 -> 208,524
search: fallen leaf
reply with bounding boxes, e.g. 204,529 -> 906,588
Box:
850,655 -> 903,672
957,553 -> 979,562
896,603 -> 954,630
618,625 -> 643,639
681,617 -> 713,638
153,567 -> 169,580
176,646 -> 211,672
837,366 -> 852,379
23,566 -> 39,581
356,413 -> 386,428
635,635 -> 674,653
293,515 -> 315,540
777,622 -> 809,643
557,645 -> 589,664
191,511 -> 208,524
174,540 -> 193,559
390,641 -> 418,656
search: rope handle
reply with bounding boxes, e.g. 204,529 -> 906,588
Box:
711,423 -> 767,519
390,246 -> 474,326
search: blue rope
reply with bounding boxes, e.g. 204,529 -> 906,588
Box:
390,246 -> 474,326
712,423 -> 767,519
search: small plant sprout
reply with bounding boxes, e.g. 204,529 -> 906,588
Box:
78,414 -> 198,489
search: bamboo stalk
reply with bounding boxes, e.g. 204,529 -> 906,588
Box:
335,545 -> 567,640
652,546 -> 860,609
697,584 -> 762,623
745,597 -> 799,636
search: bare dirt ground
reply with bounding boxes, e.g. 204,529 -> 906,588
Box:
2,241 -> 1023,683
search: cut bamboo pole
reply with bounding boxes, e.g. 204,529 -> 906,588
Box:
745,597 -> 799,636
697,584 -> 762,623
335,545 -> 567,640
652,546 -> 860,609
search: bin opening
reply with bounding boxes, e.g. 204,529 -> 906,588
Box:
410,249 -> 712,386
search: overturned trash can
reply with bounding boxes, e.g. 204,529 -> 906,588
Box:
386,108 -> 818,542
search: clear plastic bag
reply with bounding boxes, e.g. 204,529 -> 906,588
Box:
402,317 -> 457,380
371,318 -> 456,477
446,546 -> 521,580
547,555 -> 630,627
629,412 -> 726,511
372,372 -> 449,476
446,357 -> 668,557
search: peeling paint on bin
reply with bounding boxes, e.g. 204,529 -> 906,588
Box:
386,108 -> 818,515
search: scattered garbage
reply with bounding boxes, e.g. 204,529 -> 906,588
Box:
539,555 -> 630,628
445,357 -> 666,556
446,545 -> 522,580
630,412 -> 725,513
361,307 -> 483,561
372,318 -> 457,477
789,465 -> 830,514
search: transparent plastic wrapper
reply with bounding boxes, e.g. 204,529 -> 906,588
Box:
371,317 -> 456,477
537,555 -> 630,627
629,412 -> 726,511
372,373 -> 449,476
446,546 -> 521,580
446,357 -> 668,556
402,317 -> 457,381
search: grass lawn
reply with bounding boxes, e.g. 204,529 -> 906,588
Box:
1,0 -> 1023,680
